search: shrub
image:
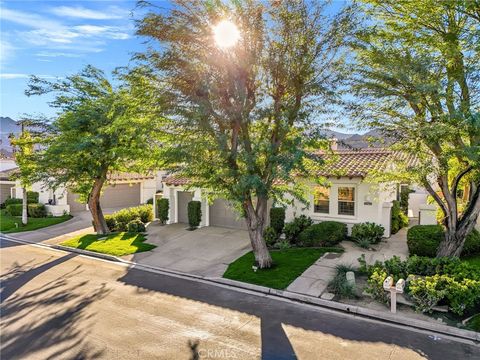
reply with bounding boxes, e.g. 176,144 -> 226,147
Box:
284,215 -> 313,244
113,207 -> 141,231
27,203 -> 47,218
104,214 -> 117,232
263,226 -> 279,247
1,197 -> 22,209
27,191 -> 39,203
407,225 -> 444,257
146,198 -> 154,205
127,219 -> 146,233
462,229 -> 480,257
269,207 -> 286,234
357,238 -> 371,249
136,204 -> 154,223
157,198 -> 169,224
298,221 -> 347,247
391,200 -> 409,234
6,204 -> 23,216
400,186 -> 413,215
365,269 -> 389,304
408,275 -> 450,313
328,264 -> 357,299
187,200 -> 202,229
351,222 -> 385,244
275,239 -> 291,250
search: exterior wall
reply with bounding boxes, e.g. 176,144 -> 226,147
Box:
0,159 -> 17,172
141,179 -> 157,204
285,178 -> 392,236
0,183 -> 15,203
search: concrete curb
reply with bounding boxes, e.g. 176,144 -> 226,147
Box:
2,233 -> 479,343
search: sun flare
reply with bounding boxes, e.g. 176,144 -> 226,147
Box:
213,20 -> 240,49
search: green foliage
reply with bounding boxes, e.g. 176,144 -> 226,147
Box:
391,201 -> 409,235
466,314 -> 480,332
136,204 -> 154,224
351,222 -> 384,244
263,226 -> 279,247
146,198 -> 154,205
361,255 -> 480,315
407,225 -> 444,257
270,207 -> 286,235
187,201 -> 202,229
104,214 -> 118,232
127,219 -> 146,233
462,230 -> 480,257
275,239 -> 291,250
156,198 -> 169,224
328,264 -> 357,299
1,198 -> 22,209
357,238 -> 371,249
26,191 -> 39,203
27,203 -> 47,218
298,221 -> 347,247
366,269 -> 389,304
109,205 -> 153,232
400,186 -> 413,215
284,215 -> 313,244
7,204 -> 23,216
0,209 -> 71,233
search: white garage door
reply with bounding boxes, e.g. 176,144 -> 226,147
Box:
209,199 -> 247,230
101,183 -> 141,208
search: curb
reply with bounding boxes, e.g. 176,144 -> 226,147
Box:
2,233 -> 479,343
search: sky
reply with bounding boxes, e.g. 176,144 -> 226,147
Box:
1,0 -> 353,132
1,0 -> 148,120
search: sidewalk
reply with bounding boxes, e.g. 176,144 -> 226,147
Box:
286,227 -> 410,297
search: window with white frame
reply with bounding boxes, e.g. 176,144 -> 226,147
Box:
338,187 -> 355,216
313,186 -> 329,214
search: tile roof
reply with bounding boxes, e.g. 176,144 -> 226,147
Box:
107,171 -> 155,182
163,148 -> 417,186
0,167 -> 19,181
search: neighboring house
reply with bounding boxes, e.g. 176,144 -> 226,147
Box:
0,159 -> 165,215
160,148 -> 418,237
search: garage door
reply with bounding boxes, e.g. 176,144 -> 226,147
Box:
177,191 -> 193,223
101,183 -> 141,208
67,192 -> 87,213
0,184 -> 13,204
209,199 -> 247,230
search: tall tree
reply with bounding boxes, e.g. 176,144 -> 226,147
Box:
348,0 -> 480,257
26,66 -> 163,234
136,0 -> 348,268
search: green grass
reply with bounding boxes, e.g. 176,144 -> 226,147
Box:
60,232 -> 156,256
0,209 -> 72,233
466,313 -> 480,332
223,247 -> 343,290
463,255 -> 480,269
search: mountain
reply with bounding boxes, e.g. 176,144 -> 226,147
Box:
0,117 -> 20,157
320,129 -> 353,140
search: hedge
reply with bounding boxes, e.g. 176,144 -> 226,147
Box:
157,198 -> 169,224
188,200 -> 202,229
27,191 -> 39,203
1,198 -> 22,209
407,225 -> 480,258
27,203 -> 47,218
284,215 -> 313,244
269,207 -> 286,234
127,219 -> 146,233
108,205 -> 153,232
298,221 -> 347,247
6,204 -> 23,216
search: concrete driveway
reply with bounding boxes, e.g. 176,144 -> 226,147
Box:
130,222 -> 251,278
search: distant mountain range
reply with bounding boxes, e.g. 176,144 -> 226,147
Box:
0,117 -> 389,159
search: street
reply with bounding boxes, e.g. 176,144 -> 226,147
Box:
1,237 -> 478,360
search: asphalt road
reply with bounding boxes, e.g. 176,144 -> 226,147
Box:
1,237 -> 479,360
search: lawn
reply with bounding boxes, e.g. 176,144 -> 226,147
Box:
223,247 -> 343,290
0,209 -> 72,233
60,232 -> 156,256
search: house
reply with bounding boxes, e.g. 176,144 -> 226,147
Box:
0,158 -> 165,215
160,148 -> 418,237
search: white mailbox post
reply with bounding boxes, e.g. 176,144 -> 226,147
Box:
383,277 -> 405,313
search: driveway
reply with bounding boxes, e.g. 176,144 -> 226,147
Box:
8,208 -> 123,244
130,222 -> 251,278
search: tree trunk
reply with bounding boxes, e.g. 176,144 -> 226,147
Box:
244,196 -> 272,269
22,187 -> 28,225
88,178 -> 109,235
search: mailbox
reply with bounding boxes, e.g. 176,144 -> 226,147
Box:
383,276 -> 394,290
395,279 -> 405,293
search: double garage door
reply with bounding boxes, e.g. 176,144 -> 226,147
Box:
176,191 -> 246,229
67,183 -> 141,213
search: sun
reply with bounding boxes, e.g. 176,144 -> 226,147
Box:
213,20 -> 240,49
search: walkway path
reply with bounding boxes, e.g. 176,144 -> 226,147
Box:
287,227 -> 410,297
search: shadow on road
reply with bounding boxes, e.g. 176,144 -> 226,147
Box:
0,254 -> 110,359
